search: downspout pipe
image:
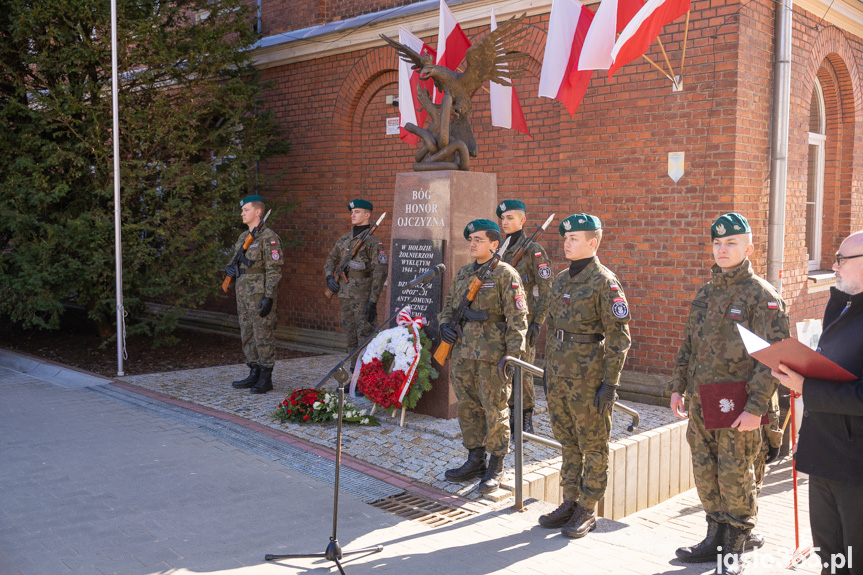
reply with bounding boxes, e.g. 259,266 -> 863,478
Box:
767,0 -> 793,293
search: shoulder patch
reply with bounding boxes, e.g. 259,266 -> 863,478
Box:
515,294 -> 526,310
767,301 -> 778,310
612,301 -> 629,319
609,284 -> 619,291
534,252 -> 542,258
378,250 -> 387,264
538,263 -> 551,279
271,249 -> 280,261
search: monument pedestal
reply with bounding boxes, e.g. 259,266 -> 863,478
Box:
388,171 -> 498,419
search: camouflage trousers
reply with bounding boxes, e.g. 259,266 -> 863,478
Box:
688,394 -> 761,529
339,297 -> 374,352
236,284 -> 277,369
547,375 -> 611,508
451,358 -> 511,457
508,339 -> 536,410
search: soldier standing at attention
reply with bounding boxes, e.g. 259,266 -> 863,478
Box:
226,195 -> 284,394
497,200 -> 553,434
668,213 -> 789,575
324,199 -> 388,355
439,219 -> 528,494
537,213 -> 631,539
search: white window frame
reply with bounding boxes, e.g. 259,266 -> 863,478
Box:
806,80 -> 826,272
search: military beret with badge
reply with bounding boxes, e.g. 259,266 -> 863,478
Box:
463,219 -> 501,240
348,199 -> 374,212
710,212 -> 750,239
239,194 -> 264,207
559,213 -> 602,236
496,199 -> 527,218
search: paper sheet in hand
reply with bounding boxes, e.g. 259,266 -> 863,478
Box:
737,325 -> 856,382
699,381 -> 769,430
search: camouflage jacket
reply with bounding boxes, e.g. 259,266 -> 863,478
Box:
502,237 -> 553,325
668,260 -> 790,416
438,261 -> 528,362
324,231 -> 388,302
544,258 -> 631,385
232,226 -> 284,298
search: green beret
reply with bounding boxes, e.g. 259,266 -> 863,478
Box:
559,213 -> 601,236
711,213 -> 750,239
463,219 -> 501,240
496,199 -> 527,218
348,199 -> 373,212
239,195 -> 264,207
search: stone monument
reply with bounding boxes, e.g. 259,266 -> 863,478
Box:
388,171 -> 498,418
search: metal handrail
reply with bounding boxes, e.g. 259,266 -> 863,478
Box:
497,355 -> 640,511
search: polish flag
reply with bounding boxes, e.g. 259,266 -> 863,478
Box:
538,0 -> 595,116
609,0 -> 690,77
489,9 -> 531,138
577,0 -> 643,71
435,0 -> 471,102
397,27 -> 437,145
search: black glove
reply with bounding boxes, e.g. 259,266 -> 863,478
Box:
225,264 -> 238,278
765,445 -> 781,464
326,275 -> 340,293
440,323 -> 459,344
363,301 -> 377,323
593,382 -> 618,415
526,321 -> 541,348
258,297 -> 273,318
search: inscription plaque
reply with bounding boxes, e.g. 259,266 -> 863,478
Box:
388,239 -> 443,339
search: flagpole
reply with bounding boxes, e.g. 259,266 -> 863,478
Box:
656,38 -> 681,90
110,0 -> 126,377
679,10 -> 691,82
642,54 -> 677,85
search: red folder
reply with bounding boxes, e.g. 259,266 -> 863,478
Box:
699,381 -> 770,430
737,325 -> 856,382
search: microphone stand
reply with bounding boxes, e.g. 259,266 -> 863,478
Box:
265,277 -> 440,573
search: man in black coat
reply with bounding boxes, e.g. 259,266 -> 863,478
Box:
773,230 -> 863,575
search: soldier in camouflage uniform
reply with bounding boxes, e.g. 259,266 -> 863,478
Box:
537,214 -> 631,539
324,199 -> 388,357
497,200 -> 553,434
668,213 -> 790,575
226,195 -> 284,394
439,219 -> 528,494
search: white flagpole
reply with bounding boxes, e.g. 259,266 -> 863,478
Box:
110,0 -> 125,376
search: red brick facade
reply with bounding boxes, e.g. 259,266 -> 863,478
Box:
219,0 -> 863,384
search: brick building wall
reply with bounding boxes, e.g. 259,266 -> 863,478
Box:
214,0 -> 863,385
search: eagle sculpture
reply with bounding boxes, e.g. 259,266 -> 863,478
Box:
381,13 -> 529,171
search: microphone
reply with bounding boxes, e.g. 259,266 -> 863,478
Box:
404,264 -> 445,288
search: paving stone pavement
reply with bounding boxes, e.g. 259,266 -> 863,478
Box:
0,353 -> 822,575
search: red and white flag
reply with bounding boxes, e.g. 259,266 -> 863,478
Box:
489,9 -> 531,138
436,0 -> 471,71
397,27 -> 437,145
609,0 -> 690,77
538,0 -> 595,115
577,0 -> 643,71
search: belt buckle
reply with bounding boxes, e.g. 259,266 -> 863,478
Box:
555,329 -> 565,342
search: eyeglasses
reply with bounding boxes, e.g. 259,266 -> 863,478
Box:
835,253 -> 863,266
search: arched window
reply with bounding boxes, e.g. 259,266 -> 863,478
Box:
806,79 -> 826,271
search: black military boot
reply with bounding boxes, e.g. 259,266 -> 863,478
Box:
477,454 -> 505,494
744,532 -> 764,551
444,448 -> 487,483
676,516 -> 727,563
716,525 -> 749,575
522,409 -> 535,434
250,367 -> 273,394
561,503 -> 597,538
232,365 -> 260,389
538,500 -> 576,528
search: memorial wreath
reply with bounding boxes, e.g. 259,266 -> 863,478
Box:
354,307 -> 437,411
273,387 -> 378,426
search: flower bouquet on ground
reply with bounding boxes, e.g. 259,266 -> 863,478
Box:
273,387 -> 378,426
354,307 -> 438,425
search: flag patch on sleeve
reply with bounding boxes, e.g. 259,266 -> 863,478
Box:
767,302 -> 778,310
534,252 -> 542,258
610,284 -> 619,291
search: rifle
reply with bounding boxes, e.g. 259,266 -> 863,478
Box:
324,212 -> 387,300
221,209 -> 272,293
433,236 -> 511,365
505,213 -> 555,268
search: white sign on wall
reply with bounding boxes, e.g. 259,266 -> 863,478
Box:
668,152 -> 685,183
386,117 -> 400,135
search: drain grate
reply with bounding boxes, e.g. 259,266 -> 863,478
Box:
370,493 -> 477,527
